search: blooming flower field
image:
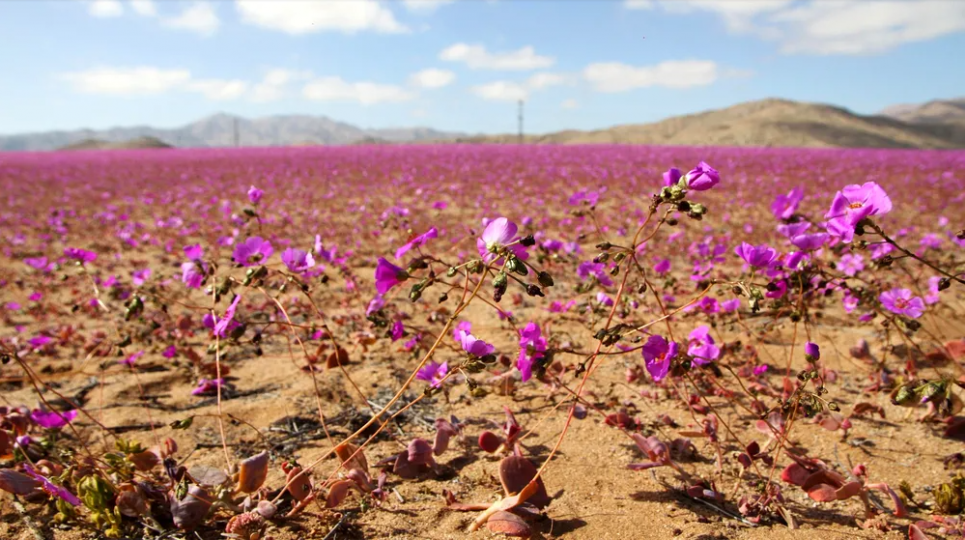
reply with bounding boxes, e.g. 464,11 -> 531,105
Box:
1,145 -> 965,539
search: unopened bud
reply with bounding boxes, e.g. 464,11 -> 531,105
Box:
938,277 -> 951,291
519,235 -> 536,247
526,284 -> 544,297
537,271 -> 554,288
446,267 -> 457,277
596,242 -> 612,251
666,218 -> 678,226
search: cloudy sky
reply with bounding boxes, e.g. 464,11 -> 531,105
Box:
1,0 -> 963,135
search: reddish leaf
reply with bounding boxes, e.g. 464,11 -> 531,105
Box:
237,451 -> 269,493
0,468 -> 41,496
479,431 -> 503,453
498,455 -> 551,509
486,510 -> 533,537
170,485 -> 212,530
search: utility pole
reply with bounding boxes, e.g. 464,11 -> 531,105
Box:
517,99 -> 524,144
233,117 -> 239,147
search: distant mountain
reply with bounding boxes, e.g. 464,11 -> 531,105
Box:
59,136 -> 173,151
0,113 -> 466,151
451,98 -> 965,149
879,97 -> 965,125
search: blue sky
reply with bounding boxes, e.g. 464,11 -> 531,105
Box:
1,0 -> 963,135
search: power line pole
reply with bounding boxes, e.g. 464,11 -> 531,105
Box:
517,99 -> 524,144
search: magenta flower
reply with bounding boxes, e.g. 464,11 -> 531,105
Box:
247,185 -> 264,204
162,345 -> 177,358
131,268 -> 152,286
687,326 -> 720,366
925,276 -> 942,305
766,279 -> 787,299
31,409 -> 78,429
662,167 -> 682,187
785,251 -> 807,269
735,242 -> 777,268
281,247 -> 316,274
825,182 -> 893,242
366,295 -> 385,316
120,350 -> 144,367
64,247 -> 96,264
577,260 -> 614,287
391,320 -> 405,341
417,360 -> 449,388
843,290 -> 859,313
642,335 -> 678,382
24,256 -> 54,273
232,236 -> 274,266
804,342 -> 820,361
721,298 -> 740,312
395,227 -> 438,260
454,321 -> 495,357
23,465 -> 81,507
685,162 -> 720,191
213,295 -> 242,338
596,292 -> 614,307
192,378 -> 225,396
790,233 -> 828,252
477,217 -> 529,265
879,288 -> 925,319
181,260 -> 208,289
517,322 -> 547,382
374,257 -> 408,294
653,258 -> 671,275
184,244 -> 204,261
772,187 -> 804,220
569,189 -> 601,206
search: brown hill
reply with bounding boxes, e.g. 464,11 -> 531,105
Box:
58,136 -> 173,151
879,97 -> 965,125
453,98 -> 965,149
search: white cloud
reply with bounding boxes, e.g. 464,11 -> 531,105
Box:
187,79 -> 248,100
471,72 -> 566,102
60,67 -> 191,95
636,0 -> 965,55
162,2 -> 220,36
403,0 -> 455,13
440,43 -> 555,70
129,0 -> 156,17
235,0 -> 408,35
561,98 -> 578,109
582,60 -> 719,92
250,69 -> 313,102
623,0 -> 654,9
302,77 -> 416,104
88,0 -> 123,18
408,68 -> 455,89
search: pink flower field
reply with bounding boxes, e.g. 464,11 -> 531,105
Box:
2,144 -> 965,539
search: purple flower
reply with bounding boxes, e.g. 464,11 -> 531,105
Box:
477,217 -> 529,265
391,320 -> 405,341
548,300 -> 576,313
454,321 -> 495,357
685,162 -> 720,191
777,221 -> 811,238
596,292 -> 614,307
785,251 -> 807,269
24,257 -> 53,273
753,364 -> 769,376
417,361 -> 449,388
366,295 -> 385,316
790,233 -> 828,252
192,378 -> 225,396
162,345 -> 177,358
569,189 -> 601,206
23,465 -> 81,507
926,276 -> 942,305
247,185 -> 263,204
653,258 -> 671,275
804,341 -> 820,361
662,167 -> 682,187
766,279 -> 787,299
825,182 -> 893,242
839,253 -> 864,276
843,290 -> 859,313
31,409 -> 78,429
120,350 -> 144,367
577,260 -> 614,287
184,243 -> 204,261
687,326 -> 720,366
721,298 -> 740,312
181,261 -> 208,289
132,268 -> 152,286
213,295 -> 242,338
735,242 -> 777,268
232,236 -> 274,266
772,187 -> 804,220
395,227 -> 438,260
517,322 -> 547,382
64,247 -> 96,264
281,247 -> 316,274
879,288 -> 925,319
374,257 -> 408,294
920,233 -> 942,250
642,335 -> 678,382
28,335 -> 52,349
5,302 -> 21,311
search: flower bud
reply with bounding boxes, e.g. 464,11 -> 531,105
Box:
939,277 -> 951,291
446,267 -> 457,277
526,284 -> 544,297
493,272 -> 508,289
519,235 -> 536,247
537,271 -> 554,287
